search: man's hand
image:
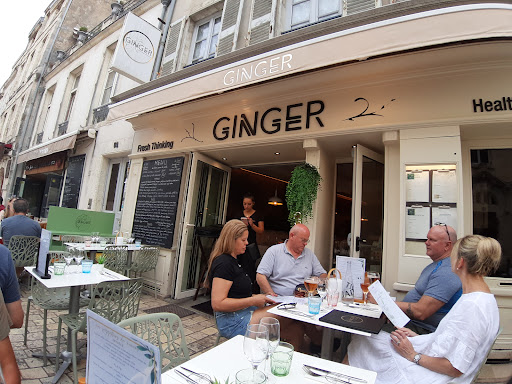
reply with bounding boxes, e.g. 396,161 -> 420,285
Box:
256,273 -> 277,296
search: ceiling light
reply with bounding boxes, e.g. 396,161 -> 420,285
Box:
274,152 -> 280,155
222,157 -> 227,161
268,189 -> 283,206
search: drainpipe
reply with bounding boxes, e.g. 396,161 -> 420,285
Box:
9,0 -> 75,196
150,0 -> 176,80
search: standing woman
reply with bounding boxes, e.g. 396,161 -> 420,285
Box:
238,193 -> 264,291
347,235 -> 502,384
205,219 -> 304,350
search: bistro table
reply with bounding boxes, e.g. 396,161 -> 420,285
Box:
162,334 -> 377,384
65,242 -> 142,268
25,265 -> 129,383
268,301 -> 382,360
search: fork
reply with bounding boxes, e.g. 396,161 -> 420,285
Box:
302,366 -> 353,384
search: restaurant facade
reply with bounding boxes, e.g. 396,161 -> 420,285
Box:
106,2 -> 512,356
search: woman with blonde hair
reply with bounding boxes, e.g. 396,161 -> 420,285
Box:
206,219 -> 304,349
347,235 -> 502,384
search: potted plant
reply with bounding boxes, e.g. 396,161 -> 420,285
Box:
285,162 -> 322,226
111,2 -> 124,16
77,27 -> 88,43
96,254 -> 106,273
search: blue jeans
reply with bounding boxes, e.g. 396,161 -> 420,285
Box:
215,306 -> 257,339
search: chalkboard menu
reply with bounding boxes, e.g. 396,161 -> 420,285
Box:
132,157 -> 184,248
61,154 -> 86,209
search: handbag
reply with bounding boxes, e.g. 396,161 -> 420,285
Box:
246,243 -> 261,262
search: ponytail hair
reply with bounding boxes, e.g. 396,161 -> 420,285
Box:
452,235 -> 502,276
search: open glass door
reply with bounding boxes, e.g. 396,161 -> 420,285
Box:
350,145 -> 384,274
174,153 -> 230,299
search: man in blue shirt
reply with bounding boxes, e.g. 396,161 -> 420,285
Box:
394,224 -> 462,334
1,198 -> 41,248
0,244 -> 23,328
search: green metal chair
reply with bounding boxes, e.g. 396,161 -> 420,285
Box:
118,312 -> 190,373
102,245 -> 128,274
127,246 -> 160,297
56,279 -> 143,384
8,235 -> 40,268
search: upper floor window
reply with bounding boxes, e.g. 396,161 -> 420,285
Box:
100,70 -> 118,106
64,72 -> 81,122
190,15 -> 221,64
289,0 -> 341,30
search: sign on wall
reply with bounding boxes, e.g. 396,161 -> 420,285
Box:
111,12 -> 161,83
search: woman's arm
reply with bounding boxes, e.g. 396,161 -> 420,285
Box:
390,328 -> 462,378
211,277 -> 273,312
248,217 -> 264,234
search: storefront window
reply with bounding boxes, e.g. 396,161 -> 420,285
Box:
471,148 -> 512,278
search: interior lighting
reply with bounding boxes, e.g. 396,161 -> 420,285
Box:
268,189 -> 284,206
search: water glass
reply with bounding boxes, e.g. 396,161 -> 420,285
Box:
270,342 -> 293,377
135,239 -> 142,249
327,291 -> 339,307
308,296 -> 322,315
235,368 -> 267,384
82,260 -> 93,273
54,262 -> 66,275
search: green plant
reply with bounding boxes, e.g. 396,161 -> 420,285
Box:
96,254 -> 106,264
285,162 -> 322,226
212,377 -> 231,384
79,26 -> 88,32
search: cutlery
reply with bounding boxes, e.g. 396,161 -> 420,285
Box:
303,365 -> 367,383
176,370 -> 199,384
181,367 -> 213,384
176,368 -> 212,384
303,366 -> 350,383
278,307 -> 315,318
101,270 -> 120,279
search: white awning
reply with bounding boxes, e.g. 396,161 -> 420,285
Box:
17,130 -> 79,164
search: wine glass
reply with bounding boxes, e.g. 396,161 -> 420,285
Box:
244,324 -> 269,380
304,276 -> 319,298
62,252 -> 74,273
74,250 -> 85,268
259,317 -> 280,381
360,273 -> 371,306
317,278 -> 327,302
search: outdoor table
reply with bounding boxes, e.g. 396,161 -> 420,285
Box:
162,334 -> 377,384
64,242 -> 142,268
25,265 -> 130,384
268,301 -> 382,360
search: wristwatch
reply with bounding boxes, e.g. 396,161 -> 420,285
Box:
413,353 -> 422,365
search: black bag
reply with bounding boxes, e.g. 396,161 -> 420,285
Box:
246,243 -> 261,262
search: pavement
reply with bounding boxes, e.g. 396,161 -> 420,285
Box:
12,286 -> 220,383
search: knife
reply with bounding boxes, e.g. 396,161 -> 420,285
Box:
176,369 -> 199,384
304,365 -> 367,383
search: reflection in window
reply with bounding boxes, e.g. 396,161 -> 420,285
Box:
105,163 -> 120,211
471,148 -> 512,278
290,0 -> 341,30
191,16 -> 221,64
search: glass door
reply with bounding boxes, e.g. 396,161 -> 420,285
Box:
103,158 -> 130,234
350,145 -> 384,274
174,153 -> 230,299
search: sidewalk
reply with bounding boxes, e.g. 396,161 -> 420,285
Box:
13,287 -> 219,383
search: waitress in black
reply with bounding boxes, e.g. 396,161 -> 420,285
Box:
238,193 -> 264,291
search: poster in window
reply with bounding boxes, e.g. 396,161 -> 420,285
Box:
406,171 -> 429,202
432,170 -> 457,203
432,206 -> 457,232
405,206 -> 430,240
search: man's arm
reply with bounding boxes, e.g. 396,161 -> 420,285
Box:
256,273 -> 277,296
396,295 -> 446,321
5,301 -> 23,328
0,336 -> 21,383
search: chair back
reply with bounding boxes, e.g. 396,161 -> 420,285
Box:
118,313 -> 190,372
103,245 -> 128,274
8,235 -> 40,267
31,279 -> 71,310
89,279 -> 143,326
471,327 -> 503,383
130,246 -> 159,273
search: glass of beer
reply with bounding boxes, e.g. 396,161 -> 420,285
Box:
360,273 -> 371,305
304,276 -> 319,298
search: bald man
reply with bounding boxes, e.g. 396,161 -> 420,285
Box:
256,224 -> 326,296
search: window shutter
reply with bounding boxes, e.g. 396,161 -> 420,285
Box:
248,0 -> 276,46
161,18 -> 184,77
345,0 -> 376,16
217,0 -> 244,56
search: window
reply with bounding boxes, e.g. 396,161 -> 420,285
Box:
100,70 -> 117,106
190,15 -> 221,64
35,86 -> 54,142
64,73 -> 81,122
471,148 -> 512,278
289,0 -> 341,30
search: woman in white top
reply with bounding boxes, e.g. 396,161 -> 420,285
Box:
347,235 -> 501,384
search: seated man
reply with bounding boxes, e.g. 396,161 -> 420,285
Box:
0,290 -> 21,383
1,198 -> 41,248
384,224 -> 462,334
0,245 -> 23,328
256,223 -> 326,296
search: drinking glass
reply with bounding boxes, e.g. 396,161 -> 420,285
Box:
244,324 -> 269,380
74,251 -> 85,268
317,278 -> 327,302
304,276 -> 319,298
63,252 -> 74,272
259,317 -> 280,381
360,273 -> 371,305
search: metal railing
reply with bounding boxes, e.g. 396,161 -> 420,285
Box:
57,121 -> 68,136
92,103 -> 111,124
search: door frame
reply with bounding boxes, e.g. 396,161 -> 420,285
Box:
173,152 -> 231,299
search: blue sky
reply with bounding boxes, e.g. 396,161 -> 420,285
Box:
0,1 -> 50,87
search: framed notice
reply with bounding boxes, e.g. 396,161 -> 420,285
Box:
432,169 -> 457,203
405,206 -> 430,240
432,206 -> 457,232
406,170 -> 429,202
86,310 -> 161,384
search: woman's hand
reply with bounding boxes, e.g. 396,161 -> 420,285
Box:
252,294 -> 276,307
247,217 -> 254,227
390,328 -> 416,361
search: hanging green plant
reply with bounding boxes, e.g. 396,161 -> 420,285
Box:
285,162 -> 322,226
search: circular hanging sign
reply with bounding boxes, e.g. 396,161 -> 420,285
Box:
123,30 -> 154,64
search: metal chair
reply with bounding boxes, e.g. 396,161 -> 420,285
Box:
102,245 -> 128,274
56,279 -> 143,384
118,312 -> 190,373
8,235 -> 40,268
127,246 -> 159,297
471,327 -> 503,384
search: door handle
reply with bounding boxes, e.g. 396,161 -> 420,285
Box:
355,237 -> 366,252
186,224 -> 195,227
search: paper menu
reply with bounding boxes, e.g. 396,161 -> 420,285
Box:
405,206 -> 430,240
336,256 -> 365,298
86,310 -> 161,384
406,171 -> 429,202
432,170 -> 457,203
432,206 -> 457,232
368,281 -> 409,328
